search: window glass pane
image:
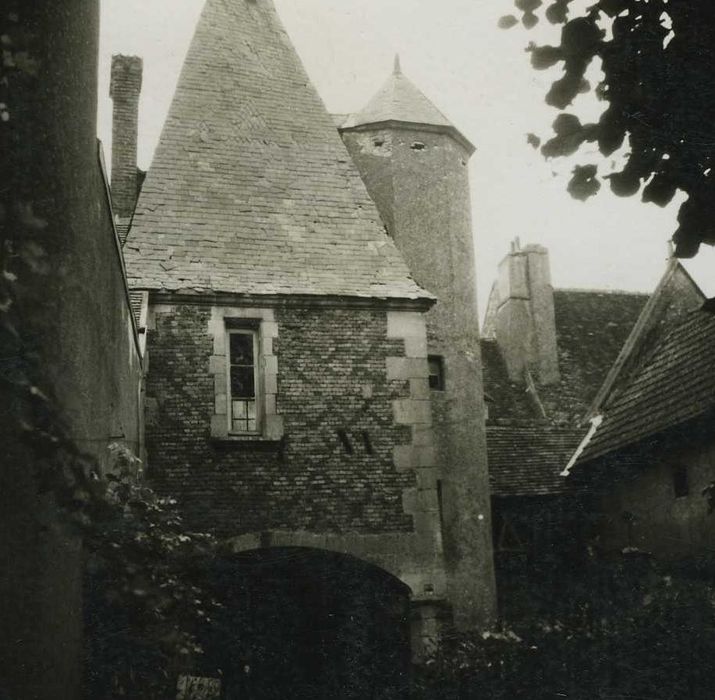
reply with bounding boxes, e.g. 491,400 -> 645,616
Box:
231,366 -> 255,398
227,329 -> 259,435
230,400 -> 257,434
230,333 -> 254,365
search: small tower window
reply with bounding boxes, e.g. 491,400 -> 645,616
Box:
428,355 -> 445,391
410,141 -> 426,151
672,464 -> 689,498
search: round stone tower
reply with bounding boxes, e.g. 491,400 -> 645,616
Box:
340,57 -> 496,628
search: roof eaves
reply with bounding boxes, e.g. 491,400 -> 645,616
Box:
562,414 -> 602,476
97,139 -> 143,365
340,119 -> 475,155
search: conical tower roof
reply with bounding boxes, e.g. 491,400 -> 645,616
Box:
123,0 -> 429,301
341,56 -> 474,153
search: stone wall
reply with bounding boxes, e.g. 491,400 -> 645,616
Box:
0,2 -> 143,697
341,124 -> 496,627
597,424 -> 715,558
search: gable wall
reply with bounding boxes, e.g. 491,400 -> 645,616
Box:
143,301 -> 446,592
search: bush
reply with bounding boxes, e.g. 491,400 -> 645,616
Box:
414,555 -> 715,699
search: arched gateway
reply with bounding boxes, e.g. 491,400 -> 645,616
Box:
198,547 -> 411,700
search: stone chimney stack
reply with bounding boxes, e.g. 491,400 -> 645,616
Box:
109,55 -> 143,220
494,241 -> 560,385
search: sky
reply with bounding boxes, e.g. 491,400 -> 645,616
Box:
97,0 -> 715,316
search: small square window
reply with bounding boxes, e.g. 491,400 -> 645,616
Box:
673,464 -> 689,498
228,329 -> 259,434
428,355 -> 445,391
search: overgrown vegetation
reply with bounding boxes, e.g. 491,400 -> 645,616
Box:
501,0 -> 715,258
415,553 -> 715,699
0,235 -> 218,697
83,444 -> 219,699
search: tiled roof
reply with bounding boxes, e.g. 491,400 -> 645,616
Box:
576,309 -> 715,464
488,423 -> 585,497
343,61 -> 451,129
340,58 -> 473,151
481,289 -> 648,424
123,0 -> 428,301
128,290 -> 144,326
483,288 -> 647,496
585,261 -> 704,420
115,217 -> 131,246
480,339 -> 535,421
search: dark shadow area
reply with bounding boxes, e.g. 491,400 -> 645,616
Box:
199,547 -> 411,699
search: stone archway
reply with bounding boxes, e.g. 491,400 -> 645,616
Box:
198,547 -> 412,699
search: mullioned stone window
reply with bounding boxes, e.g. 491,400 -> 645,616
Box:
208,307 -> 282,442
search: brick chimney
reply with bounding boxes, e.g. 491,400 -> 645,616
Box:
109,55 -> 143,220
493,241 -> 560,385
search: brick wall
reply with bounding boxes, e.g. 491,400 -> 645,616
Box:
110,54 -> 142,219
145,303 -> 429,538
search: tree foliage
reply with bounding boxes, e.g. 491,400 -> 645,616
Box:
84,444 -> 220,699
0,225 -> 218,696
500,0 -> 715,257
1,13 -> 219,692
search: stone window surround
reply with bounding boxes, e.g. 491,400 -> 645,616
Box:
208,306 -> 283,442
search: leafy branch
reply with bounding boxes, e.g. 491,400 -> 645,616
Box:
500,0 -> 715,257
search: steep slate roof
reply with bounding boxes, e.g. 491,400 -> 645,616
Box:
340,57 -> 474,152
481,289 -> 648,424
123,0 -> 428,301
484,288 -> 647,497
489,424 -> 586,497
480,339 -> 535,421
585,261 -> 705,420
575,309 -> 715,465
539,290 -> 649,422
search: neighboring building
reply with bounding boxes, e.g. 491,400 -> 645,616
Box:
565,258 -> 714,559
0,3 -> 144,698
478,242 -> 712,614
117,0 -> 493,692
480,241 -> 649,613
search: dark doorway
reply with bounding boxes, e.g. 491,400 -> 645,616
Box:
200,547 -> 411,699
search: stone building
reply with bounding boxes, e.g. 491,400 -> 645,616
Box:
565,258 -> 715,559
477,240 -> 713,614
116,0 -> 494,692
478,241 -> 649,613
338,54 -> 495,630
